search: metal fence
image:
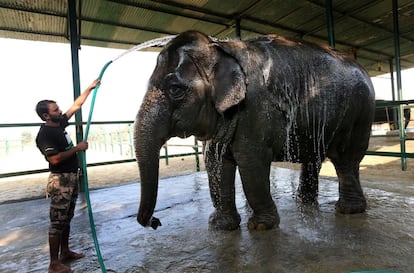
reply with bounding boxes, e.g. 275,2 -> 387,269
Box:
369,100 -> 414,171
0,121 -> 202,178
1,102 -> 413,179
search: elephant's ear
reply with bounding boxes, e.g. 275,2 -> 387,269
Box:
212,42 -> 247,114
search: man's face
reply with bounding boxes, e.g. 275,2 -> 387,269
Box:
46,102 -> 63,122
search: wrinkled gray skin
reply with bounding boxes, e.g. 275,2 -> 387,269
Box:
134,31 -> 375,231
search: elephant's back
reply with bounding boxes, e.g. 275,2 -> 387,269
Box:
243,35 -> 375,162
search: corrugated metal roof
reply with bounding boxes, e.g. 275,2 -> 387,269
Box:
0,0 -> 413,76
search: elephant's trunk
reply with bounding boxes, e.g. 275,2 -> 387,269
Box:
134,88 -> 171,229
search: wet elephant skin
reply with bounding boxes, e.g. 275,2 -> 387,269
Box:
134,30 -> 376,230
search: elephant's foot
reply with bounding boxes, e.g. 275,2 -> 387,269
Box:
335,197 -> 367,214
247,211 -> 280,231
209,210 -> 241,231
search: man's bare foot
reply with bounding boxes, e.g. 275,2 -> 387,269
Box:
60,250 -> 85,262
48,261 -> 73,273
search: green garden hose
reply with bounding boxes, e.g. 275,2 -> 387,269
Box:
81,60 -> 112,273
78,35 -> 176,273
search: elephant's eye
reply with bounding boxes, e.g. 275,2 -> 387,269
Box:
168,84 -> 187,102
164,73 -> 188,102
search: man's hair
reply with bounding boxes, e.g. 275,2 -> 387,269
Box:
36,100 -> 55,121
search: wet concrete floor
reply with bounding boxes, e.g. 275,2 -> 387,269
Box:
0,166 -> 413,273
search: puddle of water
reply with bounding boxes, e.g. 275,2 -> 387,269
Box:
1,167 -> 412,273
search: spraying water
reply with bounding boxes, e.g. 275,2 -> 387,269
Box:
111,34 -> 231,63
112,35 -> 177,62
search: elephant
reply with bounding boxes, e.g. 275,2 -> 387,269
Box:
134,30 -> 375,231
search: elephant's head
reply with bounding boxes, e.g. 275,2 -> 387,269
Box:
134,31 -> 246,228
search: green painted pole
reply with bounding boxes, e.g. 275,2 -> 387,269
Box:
389,59 -> 398,127
67,0 -> 84,191
392,0 -> 407,170
68,1 -> 110,271
389,59 -> 396,101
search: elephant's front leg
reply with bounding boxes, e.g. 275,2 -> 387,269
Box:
237,153 -> 280,230
205,142 -> 241,230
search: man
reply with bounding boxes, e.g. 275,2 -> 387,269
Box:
35,79 -> 100,273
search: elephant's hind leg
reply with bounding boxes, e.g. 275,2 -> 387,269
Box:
330,113 -> 370,214
331,159 -> 367,214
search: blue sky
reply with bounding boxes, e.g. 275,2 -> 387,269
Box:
0,37 -> 413,125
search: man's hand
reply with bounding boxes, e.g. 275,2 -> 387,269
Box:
87,79 -> 101,91
48,141 -> 88,165
65,79 -> 100,119
76,141 -> 88,151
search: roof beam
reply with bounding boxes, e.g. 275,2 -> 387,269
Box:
1,0 -> 412,72
80,15 -> 178,36
107,0 -> 233,28
304,0 -> 414,47
0,26 -> 64,39
115,0 -> 396,62
0,3 -> 66,17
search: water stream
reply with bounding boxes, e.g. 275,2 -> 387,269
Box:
112,35 -> 177,63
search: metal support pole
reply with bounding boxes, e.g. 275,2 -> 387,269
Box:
325,0 -> 335,48
389,59 -> 398,127
392,0 -> 407,170
68,0 -> 87,188
389,59 -> 396,101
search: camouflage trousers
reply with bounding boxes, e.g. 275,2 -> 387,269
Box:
47,172 -> 79,237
